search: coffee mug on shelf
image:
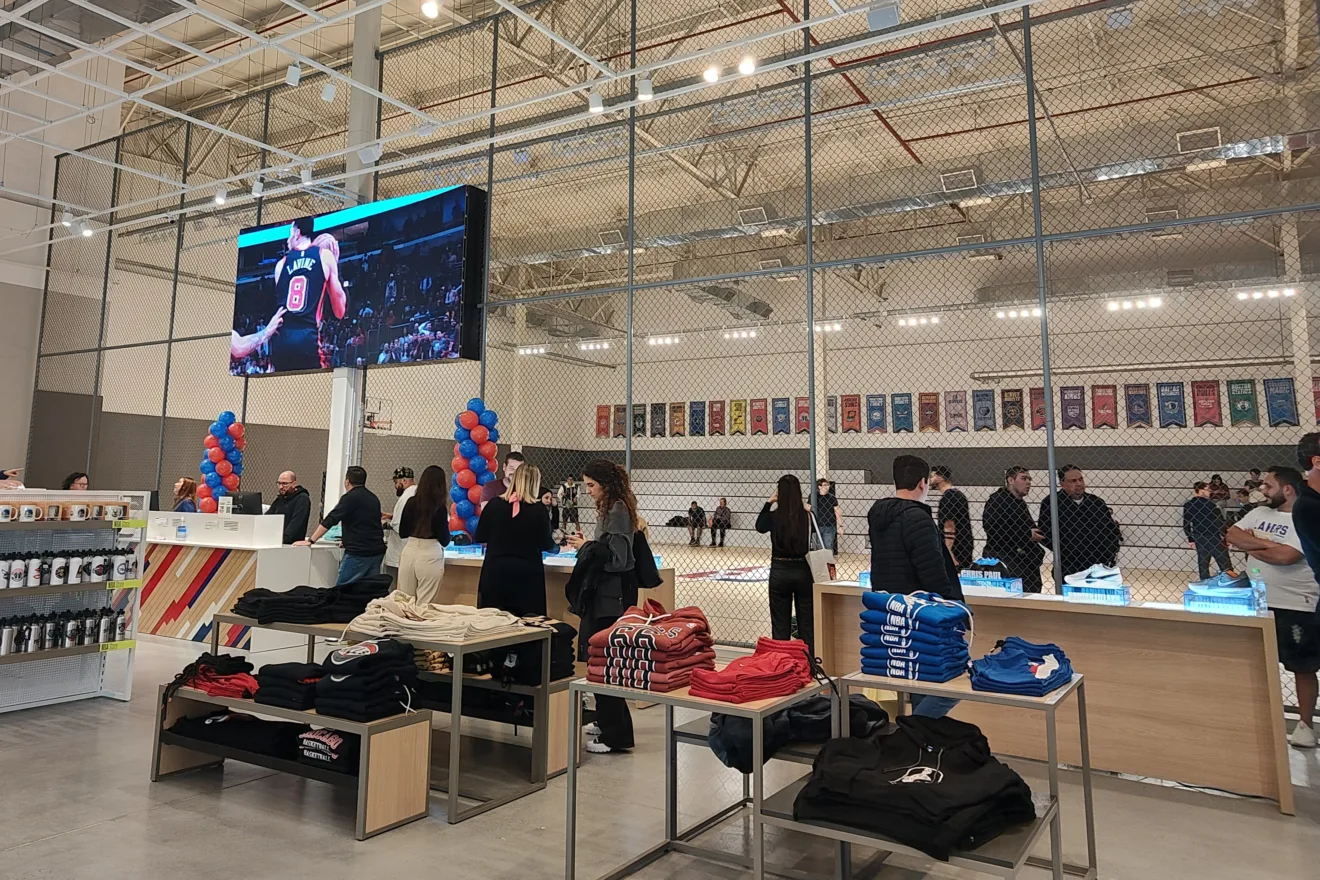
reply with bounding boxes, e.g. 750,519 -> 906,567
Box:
0,504 -> 16,523
62,503 -> 89,522
44,503 -> 61,521
18,504 -> 43,522
103,504 -> 125,521
89,504 -> 104,521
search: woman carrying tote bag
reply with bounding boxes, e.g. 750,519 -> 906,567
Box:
756,474 -> 823,654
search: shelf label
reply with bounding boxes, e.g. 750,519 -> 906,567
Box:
112,519 -> 147,529
106,579 -> 142,590
99,639 -> 135,653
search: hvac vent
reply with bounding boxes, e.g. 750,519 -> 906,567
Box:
758,258 -> 784,270
867,0 -> 901,30
940,169 -> 979,192
1167,269 -> 1196,287
737,206 -> 769,226
1176,127 -> 1222,154
688,285 -> 774,319
1147,208 -> 1184,240
957,234 -> 986,246
597,229 -> 625,247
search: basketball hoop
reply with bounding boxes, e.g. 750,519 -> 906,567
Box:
364,396 -> 394,433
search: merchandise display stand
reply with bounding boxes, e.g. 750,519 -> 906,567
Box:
564,677 -> 827,880
209,612 -> 350,662
757,671 -> 1097,880
0,491 -> 147,713
151,684 -> 432,840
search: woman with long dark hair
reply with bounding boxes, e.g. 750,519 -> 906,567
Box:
566,459 -> 642,753
397,464 -> 451,604
475,464 -> 556,616
756,474 -> 816,652
172,477 -> 198,513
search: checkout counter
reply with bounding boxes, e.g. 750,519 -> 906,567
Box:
143,512 -> 338,650
813,580 -> 1295,814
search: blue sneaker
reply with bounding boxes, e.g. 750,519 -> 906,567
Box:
1189,570 -> 1249,593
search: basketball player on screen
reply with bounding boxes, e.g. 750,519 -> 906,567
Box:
267,216 -> 347,371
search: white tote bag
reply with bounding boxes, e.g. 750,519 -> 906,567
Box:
807,512 -> 837,583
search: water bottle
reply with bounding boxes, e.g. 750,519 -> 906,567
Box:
175,523 -> 188,542
1248,567 -> 1267,614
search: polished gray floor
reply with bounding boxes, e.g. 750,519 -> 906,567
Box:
0,637 -> 1316,879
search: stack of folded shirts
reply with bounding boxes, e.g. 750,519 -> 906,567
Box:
520,616 -> 578,681
315,638 -> 417,722
971,636 -> 1073,696
232,574 -> 392,625
586,600 -> 715,692
171,652 -> 259,698
254,662 -> 324,710
689,638 -> 813,703
414,649 -> 452,673
169,710 -> 307,759
859,591 -> 972,683
349,593 -> 525,642
297,728 -> 361,775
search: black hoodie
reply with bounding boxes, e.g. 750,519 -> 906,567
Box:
267,485 -> 311,544
866,497 -> 963,600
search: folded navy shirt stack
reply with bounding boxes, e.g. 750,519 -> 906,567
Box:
971,637 -> 1073,696
232,574 -> 392,625
315,638 -> 417,722
859,590 -> 972,683
297,727 -> 362,775
254,662 -> 324,710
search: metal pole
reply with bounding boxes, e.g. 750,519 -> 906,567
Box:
156,122 -> 193,493
1024,7 -> 1062,591
804,0 -> 817,490
479,13 -> 499,399
27,154 -> 59,477
87,141 -> 121,476
624,0 -> 637,472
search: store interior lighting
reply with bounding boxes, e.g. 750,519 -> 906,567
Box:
75,219 -> 92,237
251,178 -> 263,198
995,308 -> 1040,319
703,65 -> 720,83
814,322 -> 844,332
300,166 -> 313,184
213,187 -> 226,205
1236,288 -> 1295,300
897,316 -> 941,327
421,0 -> 440,18
738,56 -> 756,75
588,91 -> 604,113
284,64 -> 301,87
723,329 -> 758,339
358,144 -> 383,165
60,212 -> 73,227
647,336 -> 680,345
637,77 -> 653,101
578,342 -> 610,350
1106,297 -> 1161,311
517,346 -> 547,356
320,82 -> 336,103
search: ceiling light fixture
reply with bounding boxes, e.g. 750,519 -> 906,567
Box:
320,82 -> 336,102
60,211 -> 73,227
738,55 -> 756,75
77,220 -> 92,237
251,178 -> 263,198
213,187 -> 226,205
357,143 -> 383,164
996,311 -> 1006,319
588,91 -> 604,113
703,65 -> 720,83
1235,292 -> 1249,300
421,0 -> 440,18
284,64 -> 301,87
517,346 -> 547,355
1252,291 -> 1264,299
1267,289 -> 1280,298
637,77 -> 653,101
1284,288 -> 1296,296
300,166 -> 313,184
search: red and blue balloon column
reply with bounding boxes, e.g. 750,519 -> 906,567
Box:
198,410 -> 246,513
448,397 -> 499,537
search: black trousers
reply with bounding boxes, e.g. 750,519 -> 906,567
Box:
594,694 -> 634,749
710,524 -> 726,545
1194,537 -> 1231,579
768,558 -> 815,655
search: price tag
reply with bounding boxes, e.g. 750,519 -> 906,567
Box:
99,639 -> 135,653
112,519 -> 147,529
106,579 -> 142,591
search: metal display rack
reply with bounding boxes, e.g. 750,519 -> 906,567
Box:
0,491 -> 147,713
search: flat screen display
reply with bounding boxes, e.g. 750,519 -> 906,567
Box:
229,184 -> 486,375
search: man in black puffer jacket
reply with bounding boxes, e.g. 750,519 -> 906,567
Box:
867,454 -> 964,601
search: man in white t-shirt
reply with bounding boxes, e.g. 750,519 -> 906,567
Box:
382,466 -> 416,586
1226,465 -> 1318,748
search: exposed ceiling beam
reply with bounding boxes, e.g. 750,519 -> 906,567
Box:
492,0 -> 615,77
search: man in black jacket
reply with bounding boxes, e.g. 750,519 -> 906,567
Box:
1038,465 -> 1121,581
1184,480 -> 1229,579
867,454 -> 962,601
982,466 -> 1045,592
930,465 -> 973,570
296,466 -> 386,585
266,471 -> 310,544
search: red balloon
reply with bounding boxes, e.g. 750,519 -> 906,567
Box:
448,514 -> 466,533
234,436 -> 247,451
469,425 -> 489,444
467,485 -> 483,504
198,497 -> 218,514
228,422 -> 244,438
207,447 -> 225,463
459,410 -> 480,430
477,441 -> 497,460
204,434 -> 219,449
453,442 -> 462,456
197,484 -> 213,499
456,469 -> 477,489
485,457 -> 498,474
221,473 -> 240,491
215,460 -> 233,477
450,456 -> 467,475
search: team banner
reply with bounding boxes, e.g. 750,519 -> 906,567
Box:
918,393 -> 940,432
1060,386 -> 1086,430
612,404 -> 627,438
650,402 -> 666,437
794,397 -> 810,433
892,393 -> 914,433
632,403 -> 646,437
866,394 -> 887,433
1091,385 -> 1117,428
771,398 -> 791,435
1191,380 -> 1222,427
827,396 -> 838,433
945,391 -> 968,432
1156,382 -> 1186,428
1002,389 -> 1024,429
1029,387 -> 1046,430
730,400 -> 747,435
709,400 -> 726,435
688,401 -> 706,436
1124,384 -> 1151,427
595,405 -> 611,439
841,394 -> 862,433
1264,377 -> 1299,427
751,398 -> 769,435
1227,380 -> 1259,426
669,402 -> 686,436
972,389 -> 996,431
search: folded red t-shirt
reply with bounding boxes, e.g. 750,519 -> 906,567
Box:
587,637 -> 714,662
587,665 -> 694,692
588,648 -> 716,674
687,651 -> 810,703
587,600 -> 711,653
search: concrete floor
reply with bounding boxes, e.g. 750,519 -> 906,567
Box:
0,637 -> 1317,880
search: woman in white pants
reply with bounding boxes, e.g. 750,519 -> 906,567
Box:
397,464 -> 450,604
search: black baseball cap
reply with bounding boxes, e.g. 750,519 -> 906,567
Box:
392,467 -> 414,480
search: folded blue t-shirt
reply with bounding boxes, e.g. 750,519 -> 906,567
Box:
970,636 -> 1073,695
859,627 -> 968,652
860,591 -> 972,628
859,609 -> 970,634
861,657 -> 967,682
861,645 -> 969,664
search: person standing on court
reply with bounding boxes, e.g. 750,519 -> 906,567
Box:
982,466 -> 1045,592
476,464 -> 556,616
382,466 -> 416,586
395,465 -> 450,604
811,478 -> 840,554
929,465 -> 973,570
296,466 -> 387,585
1184,481 -> 1230,579
1037,465 -> 1121,579
757,474 -> 816,653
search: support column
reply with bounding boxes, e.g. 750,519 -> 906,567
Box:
326,367 -> 364,507
812,276 -> 829,480
345,6 -> 382,205
1283,218 -> 1312,422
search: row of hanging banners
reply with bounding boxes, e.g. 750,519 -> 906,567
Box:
594,378 -> 1315,438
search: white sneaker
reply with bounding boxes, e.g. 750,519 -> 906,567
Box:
585,737 -> 628,754
583,722 -> 601,736
1064,565 -> 1122,586
1290,721 -> 1318,749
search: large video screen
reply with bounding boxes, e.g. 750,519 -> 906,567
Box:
230,185 -> 486,375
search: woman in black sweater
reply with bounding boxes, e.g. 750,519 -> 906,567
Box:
756,474 -> 816,653
397,465 -> 451,604
475,463 -> 556,617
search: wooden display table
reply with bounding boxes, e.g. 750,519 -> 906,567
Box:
151,685 -> 432,840
814,581 -> 1294,814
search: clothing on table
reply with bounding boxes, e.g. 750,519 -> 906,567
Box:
474,496 -> 556,617
688,638 -> 812,703
232,574 -> 392,625
708,694 -> 888,774
254,661 -> 323,710
867,497 -> 963,601
981,488 -> 1044,593
414,649 -> 453,673
858,591 -> 972,683
588,647 -> 716,673
585,665 -> 698,692
586,600 -> 712,653
1234,506 -> 1319,613
267,485 -> 311,544
298,728 -> 361,775
316,638 -> 417,722
166,652 -> 258,700
1038,491 -> 1121,578
384,484 -> 417,569
169,711 -> 307,760
337,552 -> 384,586
970,636 -> 1073,696
586,600 -> 716,694
349,592 -> 525,642
936,487 -> 974,570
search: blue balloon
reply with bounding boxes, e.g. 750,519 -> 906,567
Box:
455,500 -> 475,518
466,515 -> 481,535
231,463 -> 243,476
219,435 -> 236,453
467,398 -> 486,414
454,413 -> 467,429
218,411 -> 236,426
209,422 -> 225,438
200,460 -> 216,475
478,471 -> 497,485
213,485 -> 227,498
228,449 -> 243,465
454,426 -> 471,443
205,472 -> 221,488
487,427 -> 500,443
449,485 -> 467,503
458,439 -> 478,458
469,456 -> 488,475
478,410 -> 498,428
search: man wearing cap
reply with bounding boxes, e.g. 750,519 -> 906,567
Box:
382,466 -> 416,586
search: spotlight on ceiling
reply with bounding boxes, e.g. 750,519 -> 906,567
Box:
284,64 -> 301,87
1235,292 -> 1249,300
588,91 -> 604,113
60,211 -> 73,227
637,77 -> 653,101
738,55 -> 756,75
213,187 -> 226,205
703,65 -> 720,83
300,166 -> 313,185
1284,288 -> 1296,296
357,143 -> 383,165
251,178 -> 263,198
421,0 -> 440,18
320,82 -> 336,102
76,219 -> 92,237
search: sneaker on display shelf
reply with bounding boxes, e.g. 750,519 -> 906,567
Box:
1290,721 -> 1318,749
1063,564 -> 1123,586
1189,570 -> 1250,592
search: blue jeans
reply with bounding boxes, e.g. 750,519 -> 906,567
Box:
910,694 -> 960,718
337,553 -> 384,585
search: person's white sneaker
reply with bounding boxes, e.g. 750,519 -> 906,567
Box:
1290,721 -> 1318,749
585,737 -> 626,754
583,722 -> 601,736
